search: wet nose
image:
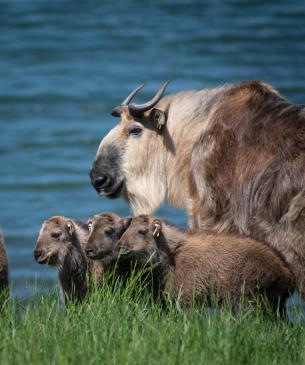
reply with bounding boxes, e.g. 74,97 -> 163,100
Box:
85,248 -> 96,257
91,174 -> 112,190
33,250 -> 42,261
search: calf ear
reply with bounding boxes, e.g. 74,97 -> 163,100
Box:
150,108 -> 166,131
118,217 -> 132,238
152,219 -> 162,237
117,217 -> 131,239
122,217 -> 132,230
66,220 -> 74,237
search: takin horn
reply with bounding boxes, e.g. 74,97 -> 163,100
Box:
128,80 -> 170,117
111,81 -> 170,117
122,84 -> 145,106
111,84 -> 144,117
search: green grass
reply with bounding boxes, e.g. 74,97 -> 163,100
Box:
0,277 -> 304,365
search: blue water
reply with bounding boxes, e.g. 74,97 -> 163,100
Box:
1,0 -> 305,297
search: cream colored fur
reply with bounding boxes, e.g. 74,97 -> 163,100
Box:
97,86 -> 228,218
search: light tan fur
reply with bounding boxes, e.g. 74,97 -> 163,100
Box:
96,87 -> 227,215
34,216 -> 103,303
117,215 -> 295,311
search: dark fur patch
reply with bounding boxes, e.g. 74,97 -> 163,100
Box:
91,145 -> 123,183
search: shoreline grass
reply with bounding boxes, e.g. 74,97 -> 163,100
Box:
0,279 -> 304,365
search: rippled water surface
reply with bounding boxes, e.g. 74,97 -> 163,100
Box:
1,0 -> 305,296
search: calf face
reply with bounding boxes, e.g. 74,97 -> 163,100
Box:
85,212 -> 131,265
33,216 -> 76,267
117,215 -> 162,265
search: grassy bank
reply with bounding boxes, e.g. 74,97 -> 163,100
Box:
0,279 -> 304,365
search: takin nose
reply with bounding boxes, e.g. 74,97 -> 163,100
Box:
85,248 -> 96,257
33,250 -> 42,261
90,173 -> 112,191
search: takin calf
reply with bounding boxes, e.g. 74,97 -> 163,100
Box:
85,212 -> 132,278
116,215 -> 295,313
34,216 -> 104,304
0,230 -> 9,305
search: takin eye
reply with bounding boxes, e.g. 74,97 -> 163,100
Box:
104,227 -> 115,237
128,126 -> 142,137
138,229 -> 148,236
51,231 -> 61,239
87,221 -> 92,232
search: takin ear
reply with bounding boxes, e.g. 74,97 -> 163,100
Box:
122,217 -> 132,231
150,108 -> 166,132
118,217 -> 132,238
152,219 -> 162,238
66,220 -> 74,237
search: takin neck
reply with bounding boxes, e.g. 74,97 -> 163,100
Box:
58,235 -> 89,304
125,86 -> 230,216
156,221 -> 187,261
148,221 -> 188,291
163,87 -> 229,211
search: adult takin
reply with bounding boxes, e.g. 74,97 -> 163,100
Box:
90,80 -> 305,297
116,215 -> 295,312
34,216 -> 104,304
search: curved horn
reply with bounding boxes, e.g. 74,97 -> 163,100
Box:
111,84 -> 145,117
122,84 -> 144,106
128,80 -> 170,116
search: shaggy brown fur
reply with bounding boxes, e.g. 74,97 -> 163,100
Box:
91,80 -> 305,297
189,81 -> 305,297
0,231 -> 9,305
117,215 -> 295,312
33,216 -> 104,304
85,212 -> 132,276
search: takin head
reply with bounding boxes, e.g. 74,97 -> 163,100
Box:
117,215 -> 164,266
33,216 -> 85,267
85,212 -> 131,266
89,81 -> 170,215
